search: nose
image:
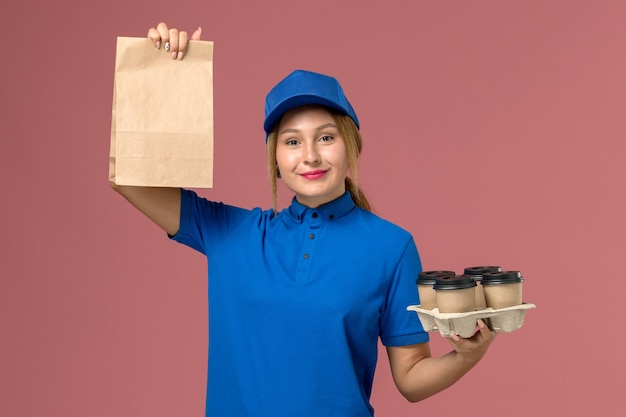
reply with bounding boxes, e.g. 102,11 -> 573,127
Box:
303,141 -> 320,165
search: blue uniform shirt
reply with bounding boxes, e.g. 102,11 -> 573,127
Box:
172,189 -> 428,416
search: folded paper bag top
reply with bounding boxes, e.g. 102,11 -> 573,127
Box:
109,37 -> 215,188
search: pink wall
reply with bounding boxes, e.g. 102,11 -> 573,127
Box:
2,1 -> 625,416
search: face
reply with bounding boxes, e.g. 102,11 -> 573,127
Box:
275,105 -> 349,208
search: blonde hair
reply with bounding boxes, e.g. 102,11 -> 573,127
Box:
267,109 -> 371,213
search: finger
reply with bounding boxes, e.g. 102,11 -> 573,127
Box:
177,31 -> 189,60
476,319 -> 495,338
147,27 -> 161,49
476,319 -> 486,332
156,22 -> 170,43
168,28 -> 180,59
156,22 -> 171,53
191,26 -> 202,40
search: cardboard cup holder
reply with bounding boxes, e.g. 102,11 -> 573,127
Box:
407,303 -> 536,338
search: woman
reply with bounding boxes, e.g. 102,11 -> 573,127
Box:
112,22 -> 496,417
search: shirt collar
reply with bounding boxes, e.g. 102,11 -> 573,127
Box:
287,191 -> 356,223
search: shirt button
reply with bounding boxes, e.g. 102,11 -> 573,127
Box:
303,253 -> 310,259
312,212 -> 318,218
309,234 -> 315,239
329,214 -> 335,220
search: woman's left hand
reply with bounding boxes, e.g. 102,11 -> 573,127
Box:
446,319 -> 497,364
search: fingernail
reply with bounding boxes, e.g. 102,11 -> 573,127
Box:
177,51 -> 184,60
156,40 -> 161,49
171,52 -> 178,60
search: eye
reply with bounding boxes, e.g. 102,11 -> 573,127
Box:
284,138 -> 299,146
319,135 -> 333,142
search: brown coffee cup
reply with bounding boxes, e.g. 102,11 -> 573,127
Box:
463,266 -> 502,309
416,270 -> 455,310
481,271 -> 524,309
434,274 -> 477,313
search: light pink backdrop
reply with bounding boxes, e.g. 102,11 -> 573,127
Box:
2,1 -> 625,416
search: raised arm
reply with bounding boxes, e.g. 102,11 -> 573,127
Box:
387,319 -> 496,402
111,22 -> 203,236
111,184 -> 182,236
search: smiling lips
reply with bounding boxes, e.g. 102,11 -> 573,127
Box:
300,170 -> 327,180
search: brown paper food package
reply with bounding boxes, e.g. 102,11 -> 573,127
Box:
109,36 -> 214,188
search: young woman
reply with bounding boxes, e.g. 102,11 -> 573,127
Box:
112,21 -> 496,417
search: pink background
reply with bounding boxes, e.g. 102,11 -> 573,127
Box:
2,1 -> 625,416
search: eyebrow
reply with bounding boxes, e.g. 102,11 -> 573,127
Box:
278,123 -> 338,136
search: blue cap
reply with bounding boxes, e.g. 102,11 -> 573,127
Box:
263,70 -> 360,137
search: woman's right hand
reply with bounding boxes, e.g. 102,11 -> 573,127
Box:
147,22 -> 202,60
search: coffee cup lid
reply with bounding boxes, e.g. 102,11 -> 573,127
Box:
416,270 -> 456,285
481,270 -> 524,285
433,274 -> 477,290
463,266 -> 502,276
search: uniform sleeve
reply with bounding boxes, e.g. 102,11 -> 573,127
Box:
169,189 -> 255,256
379,236 -> 430,346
